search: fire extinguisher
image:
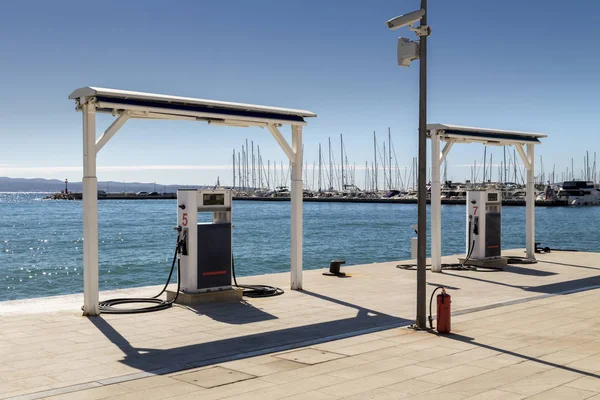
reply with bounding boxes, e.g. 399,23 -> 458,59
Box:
428,286 -> 451,334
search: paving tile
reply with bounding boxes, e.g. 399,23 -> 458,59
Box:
462,389 -> 526,399
567,375 -> 600,393
285,390 -> 341,400
0,384 -> 56,399
105,382 -> 203,400
466,353 -> 524,370
416,348 -> 498,370
402,346 -> 463,362
353,344 -> 421,361
524,385 -> 598,400
499,367 -> 582,396
226,374 -> 346,400
539,350 -> 593,365
173,366 -> 256,388
319,372 -> 403,398
275,348 -> 346,365
333,339 -> 400,356
415,365 -> 490,385
329,356 -> 416,379
427,362 -> 548,397
341,387 -> 406,400
403,392 -> 466,400
43,384 -> 134,400
320,365 -> 437,399
221,359 -> 306,376
260,356 -> 369,384
566,354 -> 600,373
162,377 -> 274,400
384,378 -> 440,396
119,375 -> 180,391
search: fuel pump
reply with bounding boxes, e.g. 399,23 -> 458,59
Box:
465,190 -> 505,267
176,189 -> 233,293
175,188 -> 283,299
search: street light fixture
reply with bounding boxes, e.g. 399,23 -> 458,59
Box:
386,0 -> 431,330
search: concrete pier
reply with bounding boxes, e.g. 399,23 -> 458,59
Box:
0,249 -> 599,399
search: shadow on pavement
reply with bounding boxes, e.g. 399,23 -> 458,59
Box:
434,331 -> 600,380
538,260 -> 600,271
443,272 -> 600,295
89,290 -> 411,375
181,300 -> 278,325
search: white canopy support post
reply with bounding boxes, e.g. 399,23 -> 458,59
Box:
82,103 -> 99,316
267,125 -> 295,162
526,143 -> 535,259
290,125 -> 303,289
95,111 -> 130,154
430,130 -> 442,272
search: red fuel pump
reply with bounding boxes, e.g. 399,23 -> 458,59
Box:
429,286 -> 451,334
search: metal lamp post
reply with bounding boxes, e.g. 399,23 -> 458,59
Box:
386,0 -> 430,329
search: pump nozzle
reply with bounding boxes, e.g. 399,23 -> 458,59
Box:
178,229 -> 188,256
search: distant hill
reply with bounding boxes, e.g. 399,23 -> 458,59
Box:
0,177 -> 212,193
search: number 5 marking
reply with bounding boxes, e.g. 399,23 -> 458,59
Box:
182,213 -> 188,226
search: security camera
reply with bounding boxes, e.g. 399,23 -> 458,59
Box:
385,9 -> 425,30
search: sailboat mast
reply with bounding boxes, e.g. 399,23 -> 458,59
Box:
489,154 -> 493,183
318,143 -> 322,192
483,147 -> 487,183
383,142 -> 387,190
373,131 -> 378,191
251,141 -> 255,190
365,161 -> 369,191
587,150 -> 590,181
388,127 -> 392,190
258,145 -> 262,188
328,137 -> 333,190
503,146 -> 507,184
232,149 -> 236,190
340,133 -> 344,191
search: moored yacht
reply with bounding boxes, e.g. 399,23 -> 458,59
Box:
557,181 -> 600,206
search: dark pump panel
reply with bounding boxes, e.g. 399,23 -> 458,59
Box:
485,213 -> 501,257
196,223 -> 232,289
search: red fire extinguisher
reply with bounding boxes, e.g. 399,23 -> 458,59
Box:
429,287 -> 451,334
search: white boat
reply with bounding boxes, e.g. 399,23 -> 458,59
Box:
441,187 -> 467,200
557,181 -> 600,206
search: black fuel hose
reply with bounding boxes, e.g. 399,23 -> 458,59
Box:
505,256 -> 537,265
94,239 -> 181,314
232,256 -> 284,298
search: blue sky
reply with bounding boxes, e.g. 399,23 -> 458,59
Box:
1,0 -> 599,187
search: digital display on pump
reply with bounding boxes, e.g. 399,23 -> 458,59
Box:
488,193 -> 498,202
203,193 -> 225,206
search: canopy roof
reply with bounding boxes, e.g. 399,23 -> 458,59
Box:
427,123 -> 546,145
69,87 -> 316,127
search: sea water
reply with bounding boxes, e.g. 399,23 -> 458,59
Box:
1,192 -> 598,301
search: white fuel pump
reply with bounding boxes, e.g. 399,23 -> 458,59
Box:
177,189 -> 233,293
465,190 -> 503,264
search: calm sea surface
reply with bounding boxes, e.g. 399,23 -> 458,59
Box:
1,192 -> 599,301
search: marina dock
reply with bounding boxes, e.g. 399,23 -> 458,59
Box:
1,249 -> 599,399
44,192 -> 570,206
